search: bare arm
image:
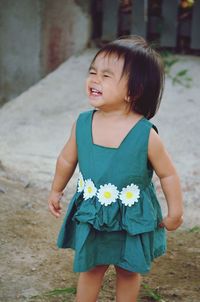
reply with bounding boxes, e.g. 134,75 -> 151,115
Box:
48,122 -> 78,217
148,129 -> 183,231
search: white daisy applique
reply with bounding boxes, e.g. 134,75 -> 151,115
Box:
97,183 -> 119,206
77,172 -> 85,192
119,184 -> 140,207
83,179 -> 97,200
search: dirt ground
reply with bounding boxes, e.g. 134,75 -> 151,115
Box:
0,175 -> 199,302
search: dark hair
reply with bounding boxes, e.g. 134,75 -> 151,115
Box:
91,36 -> 165,119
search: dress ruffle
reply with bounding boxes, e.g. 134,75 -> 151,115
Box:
72,182 -> 162,236
57,182 -> 164,246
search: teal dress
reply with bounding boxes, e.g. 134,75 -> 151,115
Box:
57,110 -> 166,273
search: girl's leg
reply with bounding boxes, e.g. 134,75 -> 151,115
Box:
115,266 -> 141,302
76,265 -> 109,302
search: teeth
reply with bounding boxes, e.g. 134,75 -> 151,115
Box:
91,88 -> 100,93
90,87 -> 102,97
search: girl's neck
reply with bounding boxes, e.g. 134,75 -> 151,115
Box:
96,108 -> 142,120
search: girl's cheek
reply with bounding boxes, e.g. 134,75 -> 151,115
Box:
85,80 -> 90,94
86,76 -> 91,86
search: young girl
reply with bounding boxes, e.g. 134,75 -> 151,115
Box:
48,36 -> 183,302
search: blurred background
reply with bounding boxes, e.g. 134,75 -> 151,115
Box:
0,0 -> 199,105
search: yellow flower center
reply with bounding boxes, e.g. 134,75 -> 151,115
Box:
126,191 -> 134,199
79,179 -> 83,187
88,186 -> 92,193
104,191 -> 111,199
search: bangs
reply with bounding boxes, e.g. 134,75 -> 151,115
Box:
90,36 -> 149,78
90,45 -> 131,78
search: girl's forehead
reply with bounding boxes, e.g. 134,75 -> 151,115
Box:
92,52 -> 124,69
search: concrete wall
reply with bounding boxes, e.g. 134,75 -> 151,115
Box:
41,0 -> 91,75
0,0 -> 42,104
0,0 -> 91,104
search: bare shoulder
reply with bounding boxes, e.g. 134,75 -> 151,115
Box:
149,127 -> 163,146
148,127 -> 166,159
148,127 -> 177,178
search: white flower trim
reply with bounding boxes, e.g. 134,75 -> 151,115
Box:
97,183 -> 119,206
77,172 -> 84,192
77,174 -> 140,207
119,184 -> 140,207
83,179 -> 97,200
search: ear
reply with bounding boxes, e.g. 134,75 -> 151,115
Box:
125,95 -> 131,103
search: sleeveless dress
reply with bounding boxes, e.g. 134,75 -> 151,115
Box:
57,110 -> 166,273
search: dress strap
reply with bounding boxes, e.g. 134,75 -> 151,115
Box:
152,124 -> 158,134
76,110 -> 93,147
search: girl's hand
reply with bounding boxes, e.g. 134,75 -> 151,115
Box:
48,191 -> 63,218
159,215 -> 183,231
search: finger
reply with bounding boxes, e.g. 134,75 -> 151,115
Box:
49,203 -> 61,218
48,199 -> 62,213
52,200 -> 62,210
52,202 -> 62,215
159,221 -> 165,228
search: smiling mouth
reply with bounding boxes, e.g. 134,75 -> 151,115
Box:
90,88 -> 102,96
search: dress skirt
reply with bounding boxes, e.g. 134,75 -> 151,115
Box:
57,200 -> 166,273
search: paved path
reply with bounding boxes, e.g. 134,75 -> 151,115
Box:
0,50 -> 199,227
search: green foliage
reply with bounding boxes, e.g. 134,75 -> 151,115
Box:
161,52 -> 179,73
161,51 -> 192,88
188,226 -> 200,233
143,283 -> 166,301
43,287 -> 77,296
30,287 -> 77,301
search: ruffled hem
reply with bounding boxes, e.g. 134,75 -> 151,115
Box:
57,220 -> 166,273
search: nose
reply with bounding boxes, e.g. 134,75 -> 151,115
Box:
91,73 -> 101,84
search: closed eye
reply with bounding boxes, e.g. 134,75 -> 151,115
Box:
103,74 -> 110,78
89,71 -> 96,75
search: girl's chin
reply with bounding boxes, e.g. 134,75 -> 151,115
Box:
88,93 -> 102,100
88,97 -> 103,106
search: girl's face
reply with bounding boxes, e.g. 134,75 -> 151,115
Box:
86,53 -> 129,112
